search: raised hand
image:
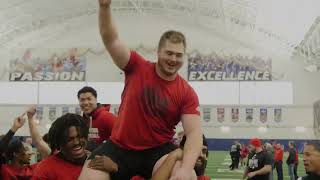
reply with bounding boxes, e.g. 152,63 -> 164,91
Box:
99,0 -> 112,7
11,113 -> 26,132
26,106 -> 37,120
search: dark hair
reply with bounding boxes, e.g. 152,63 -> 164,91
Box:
42,133 -> 49,144
77,86 -> 97,99
158,30 -> 186,51
289,141 -> 296,148
180,134 -> 208,157
48,113 -> 88,151
306,141 -> 320,152
6,139 -> 24,161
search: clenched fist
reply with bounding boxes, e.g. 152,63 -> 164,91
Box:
99,0 -> 112,8
26,106 -> 37,120
11,114 -> 26,132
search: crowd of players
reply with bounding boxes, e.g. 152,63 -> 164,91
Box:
1,102 -> 320,180
0,101 -> 210,180
227,139 -> 320,180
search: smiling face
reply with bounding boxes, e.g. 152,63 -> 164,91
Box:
157,40 -> 185,79
156,30 -> 186,80
78,92 -> 97,114
303,144 -> 320,175
60,126 -> 87,162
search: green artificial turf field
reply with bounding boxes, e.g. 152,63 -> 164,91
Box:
206,151 -> 306,180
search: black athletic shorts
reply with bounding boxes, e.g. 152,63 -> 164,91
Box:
88,140 -> 177,180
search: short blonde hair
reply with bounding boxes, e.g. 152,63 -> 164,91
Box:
158,30 -> 186,51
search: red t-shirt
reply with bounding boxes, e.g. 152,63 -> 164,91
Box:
241,147 -> 249,158
274,147 -> 284,162
110,51 -> 200,150
32,154 -> 83,180
90,105 -> 116,144
198,175 -> 211,180
131,176 -> 144,180
295,150 -> 299,164
1,164 -> 37,180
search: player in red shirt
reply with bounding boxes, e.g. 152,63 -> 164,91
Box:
240,144 -> 249,168
0,112 -> 26,177
32,113 -> 89,180
294,148 -> 299,179
78,0 -> 202,180
0,112 -> 39,180
77,86 -> 116,148
274,143 -> 284,180
1,139 -> 36,180
152,135 -> 210,180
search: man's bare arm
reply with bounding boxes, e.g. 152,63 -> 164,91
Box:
180,114 -> 202,171
152,149 -> 183,180
26,107 -> 51,157
99,0 -> 130,70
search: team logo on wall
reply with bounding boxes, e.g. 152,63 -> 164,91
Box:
274,108 -> 282,123
9,48 -> 86,81
203,108 -> 211,122
231,108 -> 239,123
36,106 -> 44,122
48,107 -> 57,121
246,108 -> 253,123
217,108 -> 225,123
62,106 -> 69,115
188,51 -> 272,81
260,108 -> 268,123
75,107 -> 82,115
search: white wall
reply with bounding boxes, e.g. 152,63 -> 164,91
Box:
0,14 -> 319,139
0,105 -> 314,139
199,106 -> 314,139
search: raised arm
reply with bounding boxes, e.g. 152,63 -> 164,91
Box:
99,0 -> 130,70
26,107 -> 51,158
0,115 -> 25,153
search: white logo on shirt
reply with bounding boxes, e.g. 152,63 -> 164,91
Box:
196,106 -> 200,112
88,128 -> 100,139
248,155 -> 259,169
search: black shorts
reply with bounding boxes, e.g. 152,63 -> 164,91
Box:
88,140 -> 177,180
